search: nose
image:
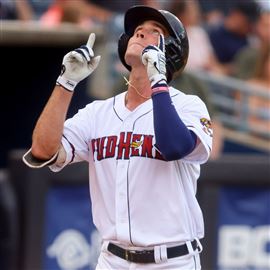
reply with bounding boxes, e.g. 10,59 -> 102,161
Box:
136,31 -> 145,39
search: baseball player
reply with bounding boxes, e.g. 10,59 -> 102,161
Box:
23,5 -> 212,270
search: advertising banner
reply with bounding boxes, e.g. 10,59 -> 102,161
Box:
42,185 -> 101,270
217,187 -> 270,270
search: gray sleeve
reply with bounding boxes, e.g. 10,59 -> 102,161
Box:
22,148 -> 59,169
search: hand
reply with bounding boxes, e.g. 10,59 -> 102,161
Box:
141,34 -> 167,89
56,33 -> 101,91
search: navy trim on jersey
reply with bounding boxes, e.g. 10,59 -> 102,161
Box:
63,134 -> 75,163
132,109 -> 152,130
113,96 -> 123,122
126,160 -> 135,245
170,92 -> 179,98
152,92 -> 197,161
128,108 -> 153,244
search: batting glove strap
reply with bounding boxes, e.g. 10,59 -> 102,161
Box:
150,75 -> 167,87
56,33 -> 100,92
151,78 -> 169,96
56,75 -> 78,92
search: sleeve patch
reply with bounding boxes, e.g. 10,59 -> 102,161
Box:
200,118 -> 213,137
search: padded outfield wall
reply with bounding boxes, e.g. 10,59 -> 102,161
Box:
3,151 -> 269,270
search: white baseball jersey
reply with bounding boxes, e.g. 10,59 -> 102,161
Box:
50,87 -> 212,247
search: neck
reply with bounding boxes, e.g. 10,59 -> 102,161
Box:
125,68 -> 152,110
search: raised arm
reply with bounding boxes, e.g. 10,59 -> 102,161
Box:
142,34 -> 197,160
31,85 -> 73,160
27,33 -> 100,162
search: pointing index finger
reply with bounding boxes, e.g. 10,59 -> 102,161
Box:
158,34 -> 165,53
87,33 -> 96,49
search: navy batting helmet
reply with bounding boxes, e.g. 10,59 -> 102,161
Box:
118,5 -> 189,82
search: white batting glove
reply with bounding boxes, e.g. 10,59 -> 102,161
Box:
56,33 -> 101,91
141,34 -> 168,92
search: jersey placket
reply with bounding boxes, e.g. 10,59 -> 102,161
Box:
115,117 -> 134,244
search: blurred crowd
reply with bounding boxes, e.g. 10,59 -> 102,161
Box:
1,0 -> 269,158
1,4 -> 269,270
0,0 -> 160,25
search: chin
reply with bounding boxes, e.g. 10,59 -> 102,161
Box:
126,45 -> 143,56
125,52 -> 141,67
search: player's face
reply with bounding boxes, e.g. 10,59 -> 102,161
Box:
125,20 -> 167,67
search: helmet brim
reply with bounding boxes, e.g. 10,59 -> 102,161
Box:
124,5 -> 174,37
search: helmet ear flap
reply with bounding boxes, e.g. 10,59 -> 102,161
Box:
118,33 -> 132,71
165,36 -> 189,83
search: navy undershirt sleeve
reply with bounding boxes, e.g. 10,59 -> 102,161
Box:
152,91 -> 197,161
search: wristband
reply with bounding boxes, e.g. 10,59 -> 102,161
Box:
151,86 -> 169,95
56,76 -> 78,92
151,77 -> 168,95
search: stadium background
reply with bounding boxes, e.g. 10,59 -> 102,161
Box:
1,6 -> 269,270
